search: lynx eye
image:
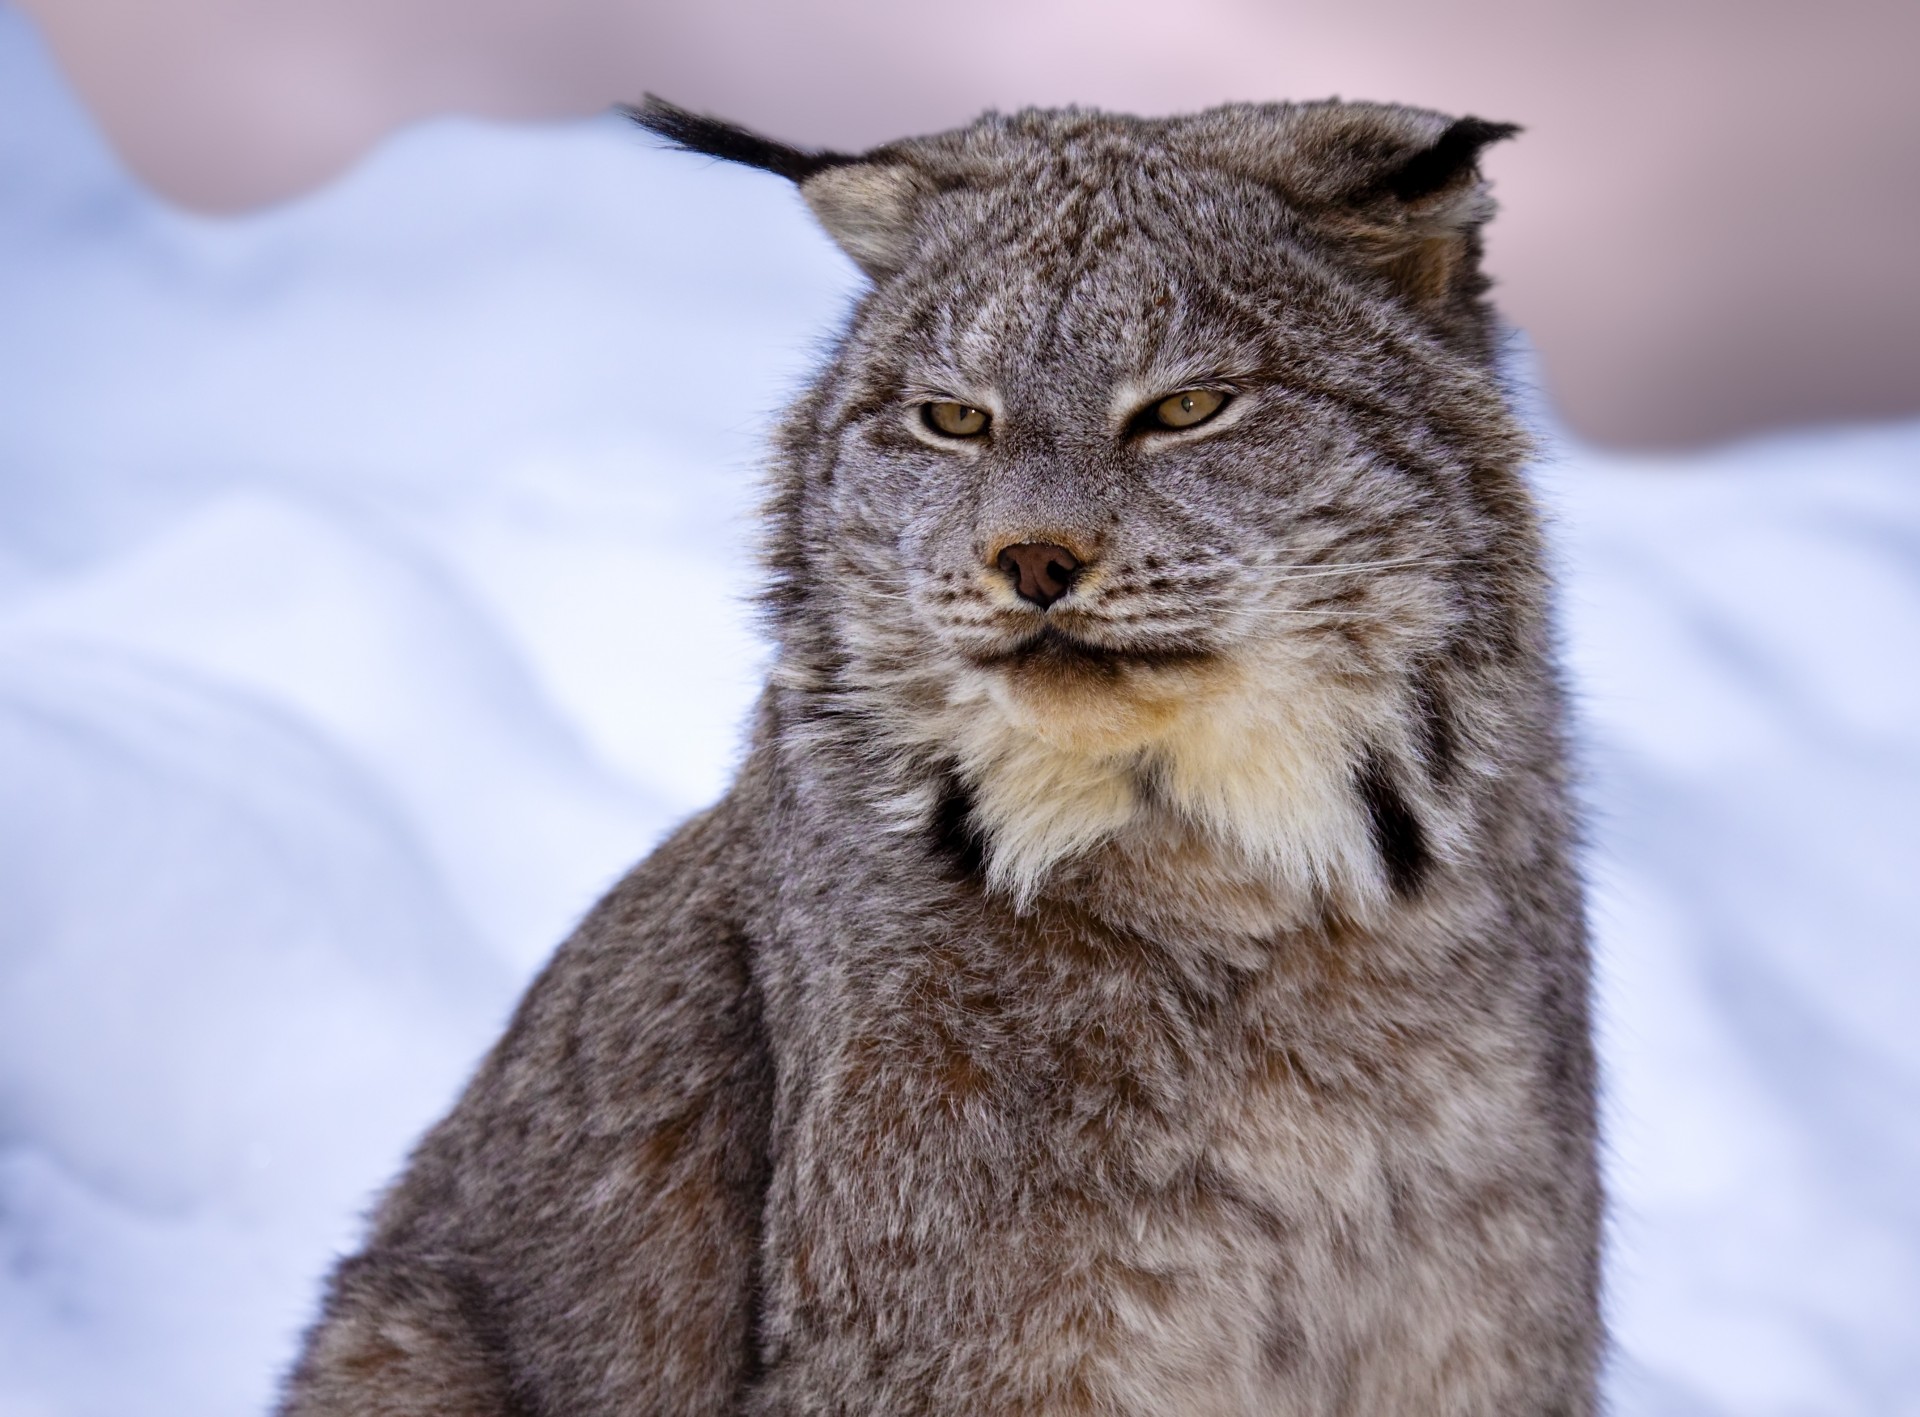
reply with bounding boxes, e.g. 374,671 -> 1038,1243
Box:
922,401 -> 991,438
1147,388 -> 1227,431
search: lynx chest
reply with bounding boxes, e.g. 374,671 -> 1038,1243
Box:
754,915 -> 1546,1414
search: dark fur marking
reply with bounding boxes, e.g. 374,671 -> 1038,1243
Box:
1379,117 -> 1520,203
442,1264 -> 542,1417
1410,663 -> 1460,787
716,922 -> 779,1389
1356,751 -> 1431,896
1261,1308 -> 1307,1374
623,96 -> 858,183
931,772 -> 987,880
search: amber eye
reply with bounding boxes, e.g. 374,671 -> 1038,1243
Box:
1146,388 -> 1227,431
922,401 -> 991,438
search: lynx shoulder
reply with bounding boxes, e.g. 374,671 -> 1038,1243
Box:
280,97 -> 1601,1416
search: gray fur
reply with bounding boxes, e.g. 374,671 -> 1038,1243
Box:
280,99 -> 1601,1416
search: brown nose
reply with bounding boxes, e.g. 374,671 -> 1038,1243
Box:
995,542 -> 1083,609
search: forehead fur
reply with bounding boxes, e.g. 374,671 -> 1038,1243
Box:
827,105 -> 1382,273
631,99 -> 1514,348
807,102 -> 1514,370
861,101 -> 1464,195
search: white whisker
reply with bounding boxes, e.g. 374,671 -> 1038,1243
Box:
1252,555 -> 1456,581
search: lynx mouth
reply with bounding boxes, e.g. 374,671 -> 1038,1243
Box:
968,625 -> 1216,677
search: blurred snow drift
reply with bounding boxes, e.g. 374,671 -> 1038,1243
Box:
1,11 -> 1915,1414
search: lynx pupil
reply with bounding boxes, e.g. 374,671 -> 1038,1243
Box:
1154,388 -> 1226,429
924,401 -> 990,438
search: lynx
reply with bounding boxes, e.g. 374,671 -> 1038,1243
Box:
280,96 -> 1601,1416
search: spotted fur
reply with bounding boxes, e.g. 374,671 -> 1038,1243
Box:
280,98 -> 1601,1416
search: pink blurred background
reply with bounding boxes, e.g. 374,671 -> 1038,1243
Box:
18,0 -> 1919,449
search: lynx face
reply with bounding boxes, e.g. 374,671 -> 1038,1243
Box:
646,103 -> 1539,911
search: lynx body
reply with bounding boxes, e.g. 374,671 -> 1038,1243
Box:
281,98 -> 1601,1416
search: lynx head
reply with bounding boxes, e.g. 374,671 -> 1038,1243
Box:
632,99 -> 1545,923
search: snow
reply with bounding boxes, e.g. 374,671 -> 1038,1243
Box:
1551,438 -> 1920,1415
1,8 -> 1915,1413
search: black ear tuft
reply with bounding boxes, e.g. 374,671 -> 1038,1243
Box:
620,95 -> 858,183
1379,116 -> 1520,202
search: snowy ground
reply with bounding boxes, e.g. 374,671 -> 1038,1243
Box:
2,9 -> 1915,1414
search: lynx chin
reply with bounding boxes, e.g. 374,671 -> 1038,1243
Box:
280,96 -> 1602,1416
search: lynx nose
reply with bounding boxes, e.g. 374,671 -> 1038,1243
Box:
995,542 -> 1083,609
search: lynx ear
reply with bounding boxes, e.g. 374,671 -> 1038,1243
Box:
1210,103 -> 1518,332
622,96 -> 924,280
1333,114 -> 1518,313
796,164 -> 928,280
